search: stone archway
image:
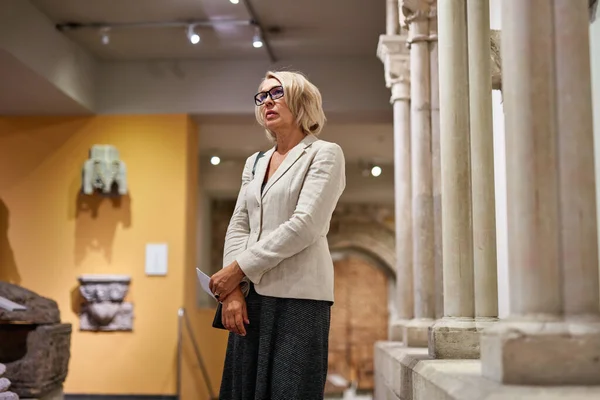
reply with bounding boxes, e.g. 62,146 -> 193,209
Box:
328,203 -> 396,276
325,204 -> 396,394
328,224 -> 396,278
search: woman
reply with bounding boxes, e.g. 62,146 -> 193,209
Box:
209,70 -> 346,400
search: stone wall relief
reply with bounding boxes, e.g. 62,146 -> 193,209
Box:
78,275 -> 134,331
82,145 -> 128,197
75,145 -> 131,266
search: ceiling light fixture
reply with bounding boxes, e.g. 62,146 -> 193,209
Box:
210,156 -> 221,166
55,12 -> 278,62
230,0 -> 240,4
252,27 -> 263,48
187,25 -> 200,44
371,165 -> 382,177
100,27 -> 110,45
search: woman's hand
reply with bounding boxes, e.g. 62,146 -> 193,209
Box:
209,261 -> 246,301
222,287 -> 249,336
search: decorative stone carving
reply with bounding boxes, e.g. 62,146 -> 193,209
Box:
401,0 -> 434,25
0,282 -> 71,399
78,275 -> 133,331
377,34 -> 410,92
82,145 -> 128,196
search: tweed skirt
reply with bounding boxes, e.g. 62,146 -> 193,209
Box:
219,284 -> 332,400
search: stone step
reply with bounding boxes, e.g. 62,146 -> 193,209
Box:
0,364 -> 5,376
0,378 -> 10,393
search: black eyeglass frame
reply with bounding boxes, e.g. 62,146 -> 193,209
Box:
254,85 -> 284,106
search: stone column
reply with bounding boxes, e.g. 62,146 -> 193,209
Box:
377,34 -> 413,342
401,0 -> 436,347
466,0 -> 498,327
428,2 -> 443,320
429,0 -> 479,359
387,0 -> 399,35
481,0 -> 600,385
555,0 -> 600,325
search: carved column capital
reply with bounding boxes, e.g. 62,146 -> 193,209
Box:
401,0 -> 435,23
428,2 -> 438,41
78,274 -> 134,331
402,0 -> 437,45
377,34 -> 411,100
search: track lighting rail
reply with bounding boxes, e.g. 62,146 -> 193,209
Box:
54,0 -> 277,63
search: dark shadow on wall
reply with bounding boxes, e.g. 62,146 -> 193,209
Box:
69,285 -> 82,316
74,192 -> 132,266
0,199 -> 20,284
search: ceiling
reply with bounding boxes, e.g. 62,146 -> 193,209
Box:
29,0 -> 385,61
196,117 -> 394,164
5,0 -> 393,165
0,49 -> 91,115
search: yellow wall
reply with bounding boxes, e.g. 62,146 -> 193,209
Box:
0,114 -> 228,397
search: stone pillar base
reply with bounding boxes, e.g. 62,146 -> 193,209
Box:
475,316 -> 498,330
404,318 -> 434,347
389,319 -> 411,342
428,317 -> 480,359
481,319 -> 600,385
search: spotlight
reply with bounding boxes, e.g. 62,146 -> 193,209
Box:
187,25 -> 200,44
100,27 -> 110,45
210,156 -> 221,166
371,165 -> 382,177
252,27 -> 263,48
230,0 -> 239,3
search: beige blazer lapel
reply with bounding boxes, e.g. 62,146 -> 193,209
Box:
252,147 -> 275,204
261,134 -> 317,198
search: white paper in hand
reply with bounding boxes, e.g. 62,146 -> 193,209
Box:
196,268 -> 217,300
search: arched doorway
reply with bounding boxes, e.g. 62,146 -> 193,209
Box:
325,248 -> 394,395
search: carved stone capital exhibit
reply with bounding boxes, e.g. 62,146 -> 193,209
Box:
0,282 -> 71,398
78,274 -> 134,332
82,145 -> 128,196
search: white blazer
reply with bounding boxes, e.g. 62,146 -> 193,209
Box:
222,134 -> 346,302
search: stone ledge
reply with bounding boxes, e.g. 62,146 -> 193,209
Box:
374,341 -> 600,400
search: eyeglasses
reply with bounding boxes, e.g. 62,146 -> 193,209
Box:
254,85 -> 284,106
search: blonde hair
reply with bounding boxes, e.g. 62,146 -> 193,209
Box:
255,70 -> 326,142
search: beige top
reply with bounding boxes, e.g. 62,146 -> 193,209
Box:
222,134 -> 346,302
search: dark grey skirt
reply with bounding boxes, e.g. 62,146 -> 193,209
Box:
219,284 -> 332,400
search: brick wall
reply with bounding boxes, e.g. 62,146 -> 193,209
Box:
327,255 -> 390,394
